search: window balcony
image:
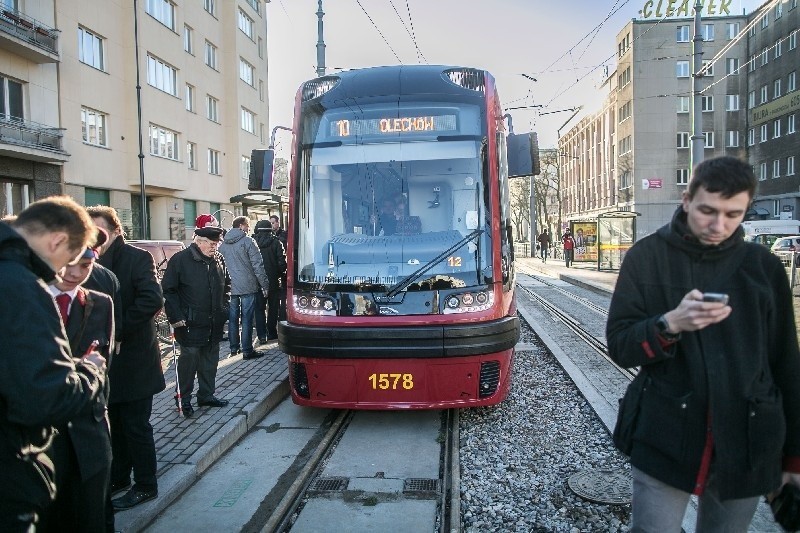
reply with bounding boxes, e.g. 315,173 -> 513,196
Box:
0,114 -> 69,163
0,8 -> 59,63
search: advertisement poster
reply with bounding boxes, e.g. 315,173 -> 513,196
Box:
572,222 -> 598,262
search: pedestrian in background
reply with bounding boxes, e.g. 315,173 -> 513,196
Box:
606,156 -> 800,531
162,220 -> 230,417
219,216 -> 269,359
0,197 -> 106,531
269,215 -> 288,322
253,220 -> 287,343
87,206 -> 165,511
270,214 -> 287,247
41,227 -> 115,533
537,230 -> 551,263
562,230 -> 575,268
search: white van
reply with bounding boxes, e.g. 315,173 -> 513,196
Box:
741,220 -> 800,246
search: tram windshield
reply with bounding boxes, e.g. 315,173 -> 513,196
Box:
295,100 -> 493,293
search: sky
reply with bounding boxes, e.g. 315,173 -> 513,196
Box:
265,0 -> 765,156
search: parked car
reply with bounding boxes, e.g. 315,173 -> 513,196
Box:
770,236 -> 800,266
128,240 -> 185,279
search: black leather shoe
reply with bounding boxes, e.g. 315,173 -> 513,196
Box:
198,396 -> 229,408
112,488 -> 157,510
181,404 -> 194,417
242,350 -> 264,360
110,480 -> 131,497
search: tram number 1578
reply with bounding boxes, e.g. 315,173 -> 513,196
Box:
368,373 -> 414,390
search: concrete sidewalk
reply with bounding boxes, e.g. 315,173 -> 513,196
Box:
516,255 -> 617,296
114,342 -> 289,532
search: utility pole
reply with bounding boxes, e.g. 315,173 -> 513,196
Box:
690,0 -> 705,168
133,0 -> 148,239
316,0 -> 326,77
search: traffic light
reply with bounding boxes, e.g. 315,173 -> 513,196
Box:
248,149 -> 275,191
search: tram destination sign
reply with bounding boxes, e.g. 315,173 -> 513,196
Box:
331,114 -> 457,137
638,0 -> 732,19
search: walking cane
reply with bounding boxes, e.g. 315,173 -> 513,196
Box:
172,328 -> 182,416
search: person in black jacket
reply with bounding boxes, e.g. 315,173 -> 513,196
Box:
41,231 -> 115,533
87,206 -> 165,511
606,156 -> 800,531
253,220 -> 287,342
162,225 -> 231,417
0,197 -> 106,531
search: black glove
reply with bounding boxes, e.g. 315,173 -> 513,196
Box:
771,483 -> 800,532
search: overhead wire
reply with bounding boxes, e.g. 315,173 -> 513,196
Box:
405,0 -> 426,63
388,0 -> 427,63
354,0 -> 403,64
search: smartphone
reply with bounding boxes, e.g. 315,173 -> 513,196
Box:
702,293 -> 729,305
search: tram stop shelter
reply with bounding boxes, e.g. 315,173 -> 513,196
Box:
567,211 -> 639,271
229,191 -> 288,224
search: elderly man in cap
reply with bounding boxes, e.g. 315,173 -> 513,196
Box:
162,215 -> 231,417
40,227 -> 115,533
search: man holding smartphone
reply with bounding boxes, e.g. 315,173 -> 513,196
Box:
606,156 -> 800,531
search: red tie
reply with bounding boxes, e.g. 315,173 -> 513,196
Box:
56,293 -> 71,324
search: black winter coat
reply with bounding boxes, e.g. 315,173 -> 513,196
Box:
254,230 -> 286,291
606,208 -> 800,499
162,244 -> 230,347
0,223 -> 105,510
98,236 -> 165,403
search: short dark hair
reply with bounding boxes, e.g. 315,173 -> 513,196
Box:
232,216 -> 249,228
687,156 -> 756,200
86,205 -> 123,233
13,196 -> 95,251
269,215 -> 280,223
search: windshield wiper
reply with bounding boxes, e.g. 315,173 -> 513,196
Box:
383,229 -> 484,298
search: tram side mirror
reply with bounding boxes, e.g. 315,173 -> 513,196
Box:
507,132 -> 540,177
248,148 -> 275,191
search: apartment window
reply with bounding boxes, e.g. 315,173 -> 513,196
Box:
789,114 -> 796,134
618,66 -> 631,88
761,47 -> 769,66
749,53 -> 757,72
757,162 -> 767,180
773,160 -> 781,178
701,95 -> 713,112
775,79 -> 782,98
619,135 -> 632,154
726,131 -> 739,147
775,39 -> 783,59
702,23 -> 714,41
618,32 -> 631,58
239,59 -> 254,86
241,107 -> 255,134
183,25 -> 194,54
703,131 -> 714,148
241,155 -> 251,180
677,96 -> 689,113
774,119 -> 782,138
204,41 -> 218,70
760,123 -> 768,142
677,132 -> 689,148
78,27 -> 104,70
725,95 -> 739,111
791,30 -> 798,50
619,101 -> 632,122
260,123 -> 265,144
761,85 -> 768,104
84,188 -> 109,207
676,25 -> 690,42
184,200 -> 197,225
146,55 -> 177,96
208,149 -> 220,175
245,0 -> 260,14
145,0 -> 175,30
259,80 -> 264,101
258,37 -> 263,59
187,142 -> 197,169
206,95 -> 219,122
789,71 -> 797,92
238,9 -> 254,39
748,128 -> 755,145
748,90 -> 756,109
789,156 -> 796,176
204,0 -> 215,16
185,84 -> 195,112
776,2 -> 783,18
761,14 -> 768,29
0,76 -> 23,120
726,22 -> 740,40
149,124 -> 179,160
702,60 -> 714,76
676,61 -> 690,78
677,168 -> 689,185
81,106 -> 107,147
726,58 -> 739,74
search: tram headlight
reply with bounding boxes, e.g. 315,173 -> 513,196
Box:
293,292 -> 337,316
442,290 -> 494,314
446,296 -> 460,309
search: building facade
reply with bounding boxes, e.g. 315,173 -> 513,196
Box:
1,0 -> 269,239
559,0 -> 798,238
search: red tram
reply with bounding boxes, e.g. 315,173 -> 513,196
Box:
270,65 -> 537,409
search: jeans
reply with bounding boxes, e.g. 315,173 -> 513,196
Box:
540,246 -> 548,262
564,249 -> 574,267
631,466 -> 759,533
229,292 -> 257,354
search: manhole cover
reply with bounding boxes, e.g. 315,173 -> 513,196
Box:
404,478 -> 439,493
309,477 -> 348,492
567,468 -> 631,504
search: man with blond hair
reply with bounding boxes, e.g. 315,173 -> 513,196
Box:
0,196 -> 106,530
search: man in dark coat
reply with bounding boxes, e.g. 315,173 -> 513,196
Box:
41,231 -> 115,533
269,214 -> 287,247
253,220 -> 287,342
0,197 -> 106,531
162,225 -> 231,417
606,156 -> 800,531
87,206 -> 165,511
